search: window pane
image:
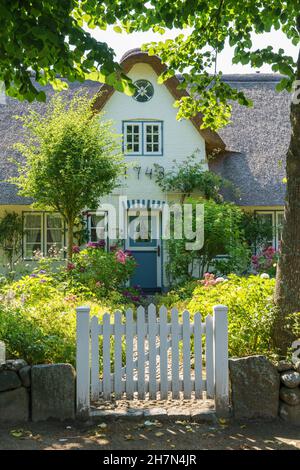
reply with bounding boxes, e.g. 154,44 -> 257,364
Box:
258,213 -> 273,225
125,123 -> 140,153
25,243 -> 42,258
25,214 -> 41,229
144,123 -> 161,154
24,214 -> 42,258
129,215 -> 151,242
90,214 -> 106,242
256,213 -> 274,248
90,214 -> 105,228
47,215 -> 62,229
277,213 -> 284,226
47,230 -> 63,243
90,229 -> 97,242
277,212 -> 284,246
26,229 -> 41,243
91,228 -> 105,242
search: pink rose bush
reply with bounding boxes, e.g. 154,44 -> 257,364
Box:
66,242 -> 136,297
251,246 -> 279,277
116,249 -> 127,264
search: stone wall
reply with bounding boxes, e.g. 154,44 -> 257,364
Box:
0,359 -> 30,421
278,360 -> 300,426
229,355 -> 280,420
1,355 -> 299,424
0,360 -> 75,423
229,355 -> 300,426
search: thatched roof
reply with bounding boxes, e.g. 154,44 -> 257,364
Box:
210,74 -> 289,206
0,80 -> 99,205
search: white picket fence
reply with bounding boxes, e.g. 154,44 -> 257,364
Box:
76,304 -> 229,417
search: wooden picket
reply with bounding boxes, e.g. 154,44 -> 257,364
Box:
76,303 -> 229,417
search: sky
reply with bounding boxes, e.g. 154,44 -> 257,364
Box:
91,26 -> 298,74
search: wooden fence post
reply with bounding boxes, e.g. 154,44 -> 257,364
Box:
213,304 -> 229,417
76,306 -> 91,419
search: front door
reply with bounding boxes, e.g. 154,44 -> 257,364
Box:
126,210 -> 161,291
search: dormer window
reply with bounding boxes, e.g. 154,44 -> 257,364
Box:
123,121 -> 163,156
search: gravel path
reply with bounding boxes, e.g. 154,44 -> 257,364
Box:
0,419 -> 299,450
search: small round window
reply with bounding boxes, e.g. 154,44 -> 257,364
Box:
133,79 -> 154,102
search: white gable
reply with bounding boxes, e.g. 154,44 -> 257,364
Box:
99,62 -> 208,201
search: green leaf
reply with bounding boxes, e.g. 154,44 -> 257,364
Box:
49,79 -> 68,92
85,71 -> 107,83
113,26 -> 122,33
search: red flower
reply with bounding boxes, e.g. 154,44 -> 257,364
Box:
116,249 -> 126,264
67,262 -> 76,271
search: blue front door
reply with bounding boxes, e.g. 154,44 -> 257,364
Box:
130,251 -> 157,289
127,211 -> 161,290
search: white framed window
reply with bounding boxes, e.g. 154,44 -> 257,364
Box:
23,213 -> 43,259
88,212 -> 107,242
123,121 -> 163,156
144,122 -> 162,155
45,214 -> 64,256
123,122 -> 142,155
255,210 -> 284,251
276,212 -> 284,249
23,212 -> 65,259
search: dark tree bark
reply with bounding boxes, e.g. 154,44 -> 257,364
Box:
274,45 -> 300,355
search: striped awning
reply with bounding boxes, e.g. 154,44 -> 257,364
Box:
123,199 -> 167,210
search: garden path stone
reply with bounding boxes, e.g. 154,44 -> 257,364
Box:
280,371 -> 300,388
0,370 -> 22,391
229,355 -> 279,419
31,363 -> 75,422
0,387 -> 29,422
280,386 -> 300,406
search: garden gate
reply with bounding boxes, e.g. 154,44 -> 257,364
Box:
76,304 -> 229,417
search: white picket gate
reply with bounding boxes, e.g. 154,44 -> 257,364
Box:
76,304 -> 229,417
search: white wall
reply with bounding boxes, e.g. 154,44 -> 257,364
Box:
98,62 -> 207,203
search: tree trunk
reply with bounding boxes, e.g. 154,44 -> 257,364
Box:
273,46 -> 300,355
67,219 -> 74,261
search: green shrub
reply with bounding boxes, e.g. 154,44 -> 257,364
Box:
251,246 -> 279,277
65,243 -> 136,297
157,274 -> 276,358
165,198 -> 250,285
0,258 -> 133,365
